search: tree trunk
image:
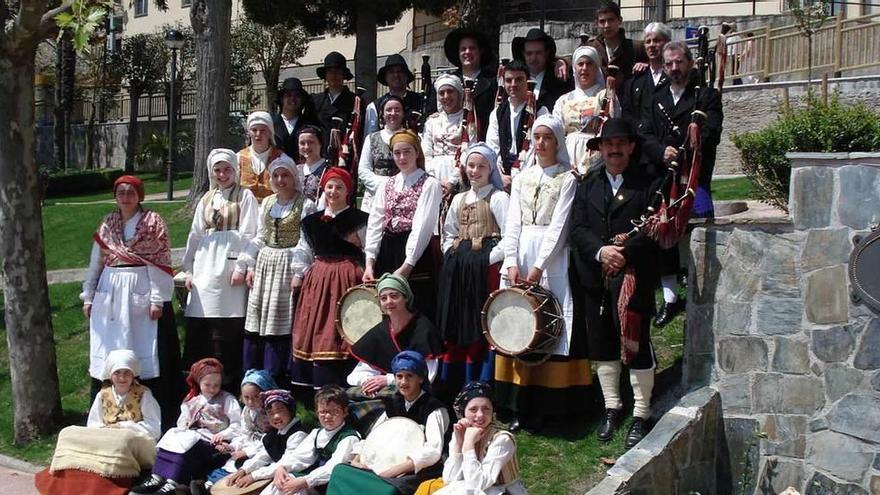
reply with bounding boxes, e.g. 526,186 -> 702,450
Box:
0,2 -> 64,444
189,0 -> 233,205
125,88 -> 141,173
458,0 -> 501,60
53,35 -> 65,169
263,65 -> 280,113
61,30 -> 76,169
354,7 -> 377,102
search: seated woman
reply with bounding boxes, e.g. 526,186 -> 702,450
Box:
328,351 -> 451,495
435,382 -> 527,495
346,273 -> 443,402
36,350 -> 161,495
132,358 -> 242,495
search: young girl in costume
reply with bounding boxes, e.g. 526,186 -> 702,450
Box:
358,96 -> 404,213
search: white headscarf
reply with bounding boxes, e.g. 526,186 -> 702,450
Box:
571,45 -> 606,92
267,154 -> 302,194
434,73 -> 464,111
524,114 -> 570,170
206,148 -> 239,190
103,349 -> 140,380
246,111 -> 275,140
464,142 -> 503,190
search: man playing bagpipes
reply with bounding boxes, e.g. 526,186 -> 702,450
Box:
568,118 -> 663,450
363,55 -> 428,136
311,52 -> 357,149
444,28 -> 498,140
638,39 -> 723,326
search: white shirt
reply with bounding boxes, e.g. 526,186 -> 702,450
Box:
80,210 -> 173,305
281,115 -> 299,135
241,418 -> 310,480
181,186 -> 260,276
358,128 -> 396,200
530,70 -> 546,100
651,66 -> 664,86
442,185 -> 510,265
500,164 -> 576,272
364,168 -> 441,267
369,397 -> 450,473
243,146 -> 271,176
441,431 -> 527,495
486,101 -> 549,169
595,171 -> 626,262
86,385 -> 162,441
670,85 -> 685,106
252,424 -> 359,487
328,90 -> 341,104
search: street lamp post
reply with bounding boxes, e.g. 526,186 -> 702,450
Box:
164,29 -> 185,201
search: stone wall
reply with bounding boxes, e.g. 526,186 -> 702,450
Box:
685,153 -> 880,493
587,387 -> 731,495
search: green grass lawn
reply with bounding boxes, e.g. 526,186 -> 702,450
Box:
45,172 -> 194,204
0,281 -> 685,492
712,176 -> 758,201
41,202 -> 191,271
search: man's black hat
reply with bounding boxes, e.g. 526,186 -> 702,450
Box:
378,54 -> 415,86
316,51 -> 353,80
444,27 -> 494,70
587,118 -> 639,150
279,77 -> 307,96
511,28 -> 557,63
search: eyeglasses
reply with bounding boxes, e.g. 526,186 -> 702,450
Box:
317,408 -> 345,417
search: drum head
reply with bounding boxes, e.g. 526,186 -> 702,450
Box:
337,285 -> 382,345
484,289 -> 538,354
361,417 -> 425,474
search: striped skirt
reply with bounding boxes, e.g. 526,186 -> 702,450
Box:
245,246 -> 295,337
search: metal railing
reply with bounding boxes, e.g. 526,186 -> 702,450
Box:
413,19 -> 453,49
499,0 -> 783,24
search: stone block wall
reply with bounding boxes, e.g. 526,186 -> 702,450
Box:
685,153 -> 880,493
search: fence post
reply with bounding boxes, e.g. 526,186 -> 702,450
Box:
833,12 -> 843,76
762,25 -> 772,81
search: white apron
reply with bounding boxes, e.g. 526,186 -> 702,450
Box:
185,229 -> 248,318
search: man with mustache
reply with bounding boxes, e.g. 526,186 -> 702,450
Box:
638,40 -> 723,325
568,118 -> 662,449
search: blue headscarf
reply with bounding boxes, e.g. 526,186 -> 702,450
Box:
391,350 -> 430,392
464,142 -> 503,191
241,369 -> 278,392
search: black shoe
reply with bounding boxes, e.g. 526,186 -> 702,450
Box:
523,415 -> 545,434
190,480 -> 207,495
131,475 -> 166,494
654,300 -> 684,327
596,408 -> 623,442
508,417 -> 522,432
156,483 -> 178,495
625,418 -> 649,449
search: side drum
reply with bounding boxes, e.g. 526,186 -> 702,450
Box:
481,283 -> 563,365
335,283 -> 383,345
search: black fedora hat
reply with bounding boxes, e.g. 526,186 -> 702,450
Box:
316,51 -> 353,80
587,118 -> 639,150
378,54 -> 415,86
511,28 -> 557,63
279,77 -> 307,96
444,27 -> 494,70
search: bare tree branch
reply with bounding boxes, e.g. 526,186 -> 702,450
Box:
38,0 -> 73,39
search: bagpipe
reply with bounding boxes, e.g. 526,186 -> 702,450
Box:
493,58 -> 510,112
616,26 -> 713,250
441,77 -> 479,229
408,54 -> 434,133
327,86 -> 366,206
508,79 -> 537,178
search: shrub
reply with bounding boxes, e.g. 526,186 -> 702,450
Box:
43,168 -> 124,198
732,97 -> 880,212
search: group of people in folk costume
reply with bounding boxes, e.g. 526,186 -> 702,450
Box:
43,2 -> 725,494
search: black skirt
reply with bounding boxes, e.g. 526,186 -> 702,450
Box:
375,230 -> 437,321
436,238 -> 496,345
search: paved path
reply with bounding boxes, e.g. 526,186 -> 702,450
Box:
51,188 -> 192,205
0,455 -> 41,495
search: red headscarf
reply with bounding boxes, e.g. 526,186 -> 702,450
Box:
184,357 -> 224,401
319,167 -> 354,200
113,175 -> 145,202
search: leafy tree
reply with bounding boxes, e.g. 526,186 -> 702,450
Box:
241,0 -> 455,101
230,12 -> 308,110
114,32 -> 165,172
787,0 -> 831,86
80,31 -> 121,169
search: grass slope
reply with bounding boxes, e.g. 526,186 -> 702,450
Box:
45,172 -> 194,204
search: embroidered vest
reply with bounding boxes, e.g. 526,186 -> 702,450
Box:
519,167 -> 567,227
100,383 -> 145,425
262,194 -> 303,248
558,93 -> 602,135
453,191 -> 500,251
369,132 -> 398,177
239,146 -> 282,202
383,173 -> 428,234
201,185 -> 243,233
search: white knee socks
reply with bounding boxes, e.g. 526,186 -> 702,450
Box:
596,360 -> 623,410
630,368 -> 655,419
661,275 -> 679,303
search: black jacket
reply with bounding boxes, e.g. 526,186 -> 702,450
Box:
588,29 -> 648,90
455,69 -> 497,141
622,68 -> 668,128
638,79 -> 723,187
535,69 -> 572,112
272,112 -> 319,162
311,86 -> 357,148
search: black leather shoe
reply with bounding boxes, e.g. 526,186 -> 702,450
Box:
625,418 -> 649,449
156,483 -> 178,495
654,299 -> 684,327
131,475 -> 166,494
508,417 -> 522,432
596,408 -> 623,442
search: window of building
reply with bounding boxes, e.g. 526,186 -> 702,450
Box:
134,0 -> 148,17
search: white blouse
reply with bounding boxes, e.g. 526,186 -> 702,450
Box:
364,168 -> 441,268
423,110 -> 467,186
181,186 -> 260,276
500,164 -> 576,272
240,195 -> 310,276
80,210 -> 173,305
86,385 -> 162,441
358,128 -> 396,200
440,431 -> 527,495
441,184 -> 509,265
241,418 -> 310,480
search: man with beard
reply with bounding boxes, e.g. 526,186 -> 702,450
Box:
511,28 -> 572,112
569,118 -> 662,449
587,1 -> 647,96
273,77 -> 319,162
639,40 -> 723,325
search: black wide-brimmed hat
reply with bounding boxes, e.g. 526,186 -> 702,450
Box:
511,28 -> 557,63
279,77 -> 307,96
316,51 -> 353,80
444,27 -> 494,70
587,118 -> 639,150
378,54 -> 415,86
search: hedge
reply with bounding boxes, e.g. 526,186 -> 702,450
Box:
43,168 -> 125,198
